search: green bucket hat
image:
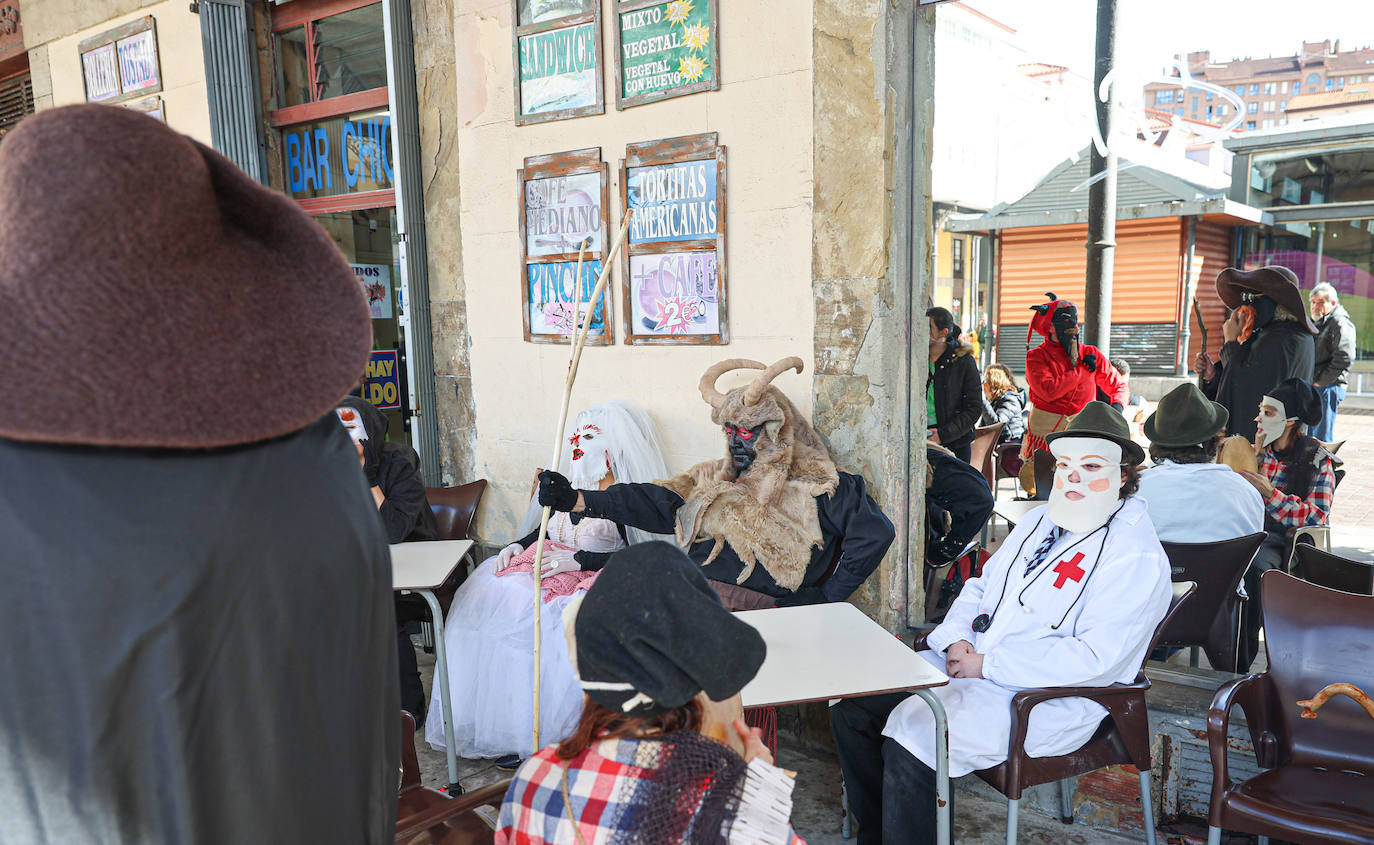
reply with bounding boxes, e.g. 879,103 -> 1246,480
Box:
1045,401 -> 1145,465
1143,383 -> 1229,449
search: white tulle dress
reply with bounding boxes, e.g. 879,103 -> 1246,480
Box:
425,510 -> 626,758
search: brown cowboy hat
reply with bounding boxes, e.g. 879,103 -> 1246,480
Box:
1215,266 -> 1318,333
0,104 -> 372,448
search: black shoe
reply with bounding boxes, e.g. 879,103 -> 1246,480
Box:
494,753 -> 522,771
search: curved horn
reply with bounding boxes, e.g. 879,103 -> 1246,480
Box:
698,359 -> 765,409
744,357 -> 804,405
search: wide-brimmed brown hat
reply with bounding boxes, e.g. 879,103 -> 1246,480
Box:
1215,266 -> 1318,334
0,104 -> 371,448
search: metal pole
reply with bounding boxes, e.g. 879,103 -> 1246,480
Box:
1084,0 -> 1119,355
1178,216 -> 1197,375
1314,221 -> 1326,284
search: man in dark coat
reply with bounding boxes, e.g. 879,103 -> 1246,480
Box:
1308,282 -> 1357,442
1197,266 -> 1317,441
924,445 -> 995,566
538,357 -> 896,610
337,395 -> 437,724
926,307 -> 984,462
0,105 -> 397,843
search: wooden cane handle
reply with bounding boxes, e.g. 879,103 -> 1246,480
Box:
1297,683 -> 1374,720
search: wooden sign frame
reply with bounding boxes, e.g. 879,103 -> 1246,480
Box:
78,16 -> 161,106
614,0 -> 720,110
512,0 -> 605,126
620,132 -> 728,345
519,147 -> 614,345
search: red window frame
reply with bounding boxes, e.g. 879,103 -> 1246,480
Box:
272,0 -> 394,211
269,0 -> 388,127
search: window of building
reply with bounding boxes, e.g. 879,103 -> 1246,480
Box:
1280,100 -> 1287,111
1326,78 -> 1335,90
1247,102 -> 1258,113
1246,121 -> 1256,129
1191,96 -> 1199,111
1280,80 -> 1288,93
274,3 -> 387,111
1338,77 -> 1345,87
951,237 -> 964,279
1263,119 -> 1274,128
1206,105 -> 1214,117
0,74 -> 33,143
1248,83 -> 1258,95
1263,82 -> 1276,94
1352,76 -> 1363,83
1156,89 -> 1173,105
1217,104 -> 1228,116
1207,91 -> 1214,101
1263,101 -> 1275,112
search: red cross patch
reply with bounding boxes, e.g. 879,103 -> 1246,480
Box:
1051,552 -> 1088,589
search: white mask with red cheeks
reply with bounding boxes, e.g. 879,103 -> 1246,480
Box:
568,423 -> 611,490
1047,437 -> 1123,534
335,407 -> 368,444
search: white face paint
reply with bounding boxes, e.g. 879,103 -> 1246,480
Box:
1047,436 -> 1123,534
568,423 -> 611,490
1255,395 -> 1294,449
335,406 -> 368,444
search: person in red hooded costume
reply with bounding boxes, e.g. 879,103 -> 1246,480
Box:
1019,294 -> 1128,494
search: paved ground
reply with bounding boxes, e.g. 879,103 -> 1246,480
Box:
409,406 -> 1372,842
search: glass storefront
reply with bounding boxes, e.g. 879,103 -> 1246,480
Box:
1241,219 -> 1374,361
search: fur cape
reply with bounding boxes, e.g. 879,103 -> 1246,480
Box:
661,360 -> 839,592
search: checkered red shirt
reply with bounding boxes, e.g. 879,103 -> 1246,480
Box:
1258,446 -> 1336,530
495,737 -> 804,844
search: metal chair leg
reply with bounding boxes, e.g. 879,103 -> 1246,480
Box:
1138,769 -> 1158,845
1057,777 -> 1074,823
1189,646 -> 1200,668
1206,826 -> 1222,845
1005,798 -> 1019,845
841,781 -> 851,840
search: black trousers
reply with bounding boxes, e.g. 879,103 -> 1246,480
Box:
395,593 -> 430,725
1236,529 -> 1289,673
832,692 -> 952,845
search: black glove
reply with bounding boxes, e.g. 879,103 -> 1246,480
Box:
774,586 -> 828,608
1111,402 -> 1124,412
537,470 -> 578,512
1080,352 -> 1098,372
928,534 -> 967,565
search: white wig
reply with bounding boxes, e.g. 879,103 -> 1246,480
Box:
518,400 -> 672,546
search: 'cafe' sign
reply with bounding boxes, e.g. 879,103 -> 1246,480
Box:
283,111 -> 394,200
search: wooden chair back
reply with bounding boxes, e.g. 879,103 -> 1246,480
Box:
427,480 -> 488,542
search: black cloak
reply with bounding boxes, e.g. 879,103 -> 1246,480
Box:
0,415 -> 398,843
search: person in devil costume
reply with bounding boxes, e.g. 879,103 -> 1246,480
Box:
537,357 -> 896,610
1019,293 -> 1128,494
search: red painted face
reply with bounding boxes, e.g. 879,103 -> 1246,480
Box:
569,425 -> 602,464
723,425 -> 756,441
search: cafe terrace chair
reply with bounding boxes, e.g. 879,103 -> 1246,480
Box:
969,422 -> 1004,491
1292,544 -> 1374,596
1288,466 -> 1345,567
1205,571 -> 1374,845
396,712 -> 509,845
913,582 -> 1196,845
1157,534 -> 1266,673
425,480 -> 487,609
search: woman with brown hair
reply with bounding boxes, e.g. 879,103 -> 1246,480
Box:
981,363 -> 1027,482
495,542 -> 804,844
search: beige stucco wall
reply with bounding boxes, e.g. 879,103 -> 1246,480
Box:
452,0 -> 816,543
25,0 -> 210,144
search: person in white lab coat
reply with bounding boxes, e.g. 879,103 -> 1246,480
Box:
832,403 -> 1172,845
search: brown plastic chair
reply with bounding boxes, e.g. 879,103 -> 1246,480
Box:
914,582 -> 1196,845
1158,534 -> 1266,673
1032,448 -> 1055,501
397,712 -> 510,844
1206,571 -> 1374,845
425,481 -> 487,616
1292,544 -> 1374,596
968,422 -> 1004,490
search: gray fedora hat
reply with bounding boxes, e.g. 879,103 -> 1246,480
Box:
1143,383 -> 1229,448
1045,401 -> 1145,465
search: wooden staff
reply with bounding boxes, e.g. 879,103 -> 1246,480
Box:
531,209 -> 633,751
1191,297 -> 1209,361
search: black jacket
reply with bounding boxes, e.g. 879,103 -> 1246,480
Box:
0,416 -> 399,842
981,389 -> 1026,443
1314,305 -> 1356,387
339,396 -> 437,544
925,446 -> 995,563
580,471 -> 895,605
1201,320 -> 1315,441
928,342 -> 983,451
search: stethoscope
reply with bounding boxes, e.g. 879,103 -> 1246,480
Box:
970,504 -> 1122,634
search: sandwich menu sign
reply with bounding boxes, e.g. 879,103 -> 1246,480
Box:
616,0 -> 718,108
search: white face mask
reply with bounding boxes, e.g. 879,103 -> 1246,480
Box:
568,423 -> 611,490
1047,437 -> 1123,534
1255,395 -> 1294,449
335,406 -> 368,444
